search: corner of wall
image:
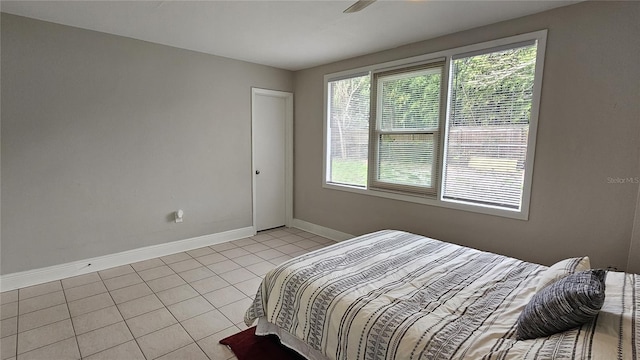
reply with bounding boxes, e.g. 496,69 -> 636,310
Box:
627,182 -> 640,274
291,218 -> 354,242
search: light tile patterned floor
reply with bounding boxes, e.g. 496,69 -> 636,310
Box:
0,227 -> 333,360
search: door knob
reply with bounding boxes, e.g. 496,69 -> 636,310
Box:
255,170 -> 261,175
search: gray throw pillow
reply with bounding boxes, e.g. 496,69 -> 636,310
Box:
516,269 -> 606,340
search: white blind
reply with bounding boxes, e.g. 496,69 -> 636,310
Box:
328,74 -> 371,187
443,42 -> 537,209
370,62 -> 443,194
377,133 -> 436,188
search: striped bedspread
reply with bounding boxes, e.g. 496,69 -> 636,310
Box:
245,230 -> 639,359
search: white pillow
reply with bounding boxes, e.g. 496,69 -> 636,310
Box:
535,256 -> 590,292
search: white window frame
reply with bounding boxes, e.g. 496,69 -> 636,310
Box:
322,30 -> 547,220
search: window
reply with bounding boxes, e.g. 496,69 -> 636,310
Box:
323,31 -> 546,219
326,74 -> 370,187
443,42 -> 537,210
370,62 -> 444,195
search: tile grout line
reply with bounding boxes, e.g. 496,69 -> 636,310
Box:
14,285 -> 21,359
13,318 -> 76,358
131,260 -> 167,273
100,274 -> 150,360
61,278 -> 102,292
14,296 -> 66,321
69,296 -> 113,320
13,304 -> 70,334
59,282 -> 82,360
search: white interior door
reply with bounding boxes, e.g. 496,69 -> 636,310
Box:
252,89 -> 292,231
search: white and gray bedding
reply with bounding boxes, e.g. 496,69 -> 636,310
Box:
245,230 -> 639,359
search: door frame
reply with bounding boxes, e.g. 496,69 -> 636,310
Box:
251,88 -> 294,233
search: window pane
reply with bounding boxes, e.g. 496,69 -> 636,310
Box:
443,43 -> 537,209
377,134 -> 435,188
380,69 -> 441,131
328,75 -> 370,187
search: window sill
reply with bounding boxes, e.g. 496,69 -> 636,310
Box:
322,182 -> 529,220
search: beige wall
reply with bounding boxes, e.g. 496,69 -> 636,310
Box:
1,14 -> 293,274
629,173 -> 640,274
293,1 -> 640,271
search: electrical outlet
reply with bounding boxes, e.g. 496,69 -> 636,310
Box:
175,209 -> 184,223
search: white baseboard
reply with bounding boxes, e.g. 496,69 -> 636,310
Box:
291,218 -> 354,242
0,226 -> 255,292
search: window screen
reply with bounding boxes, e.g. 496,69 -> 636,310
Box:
443,42 -> 537,209
327,74 -> 371,187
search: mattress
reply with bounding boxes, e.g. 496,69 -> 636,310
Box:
245,230 -> 639,359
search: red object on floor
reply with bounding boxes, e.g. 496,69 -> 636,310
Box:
219,326 -> 305,360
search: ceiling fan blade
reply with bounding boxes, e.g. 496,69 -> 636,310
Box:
343,0 -> 377,13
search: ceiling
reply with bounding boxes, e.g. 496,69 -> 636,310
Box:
0,0 -> 579,71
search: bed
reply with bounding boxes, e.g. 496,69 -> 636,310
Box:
244,230 -> 639,359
